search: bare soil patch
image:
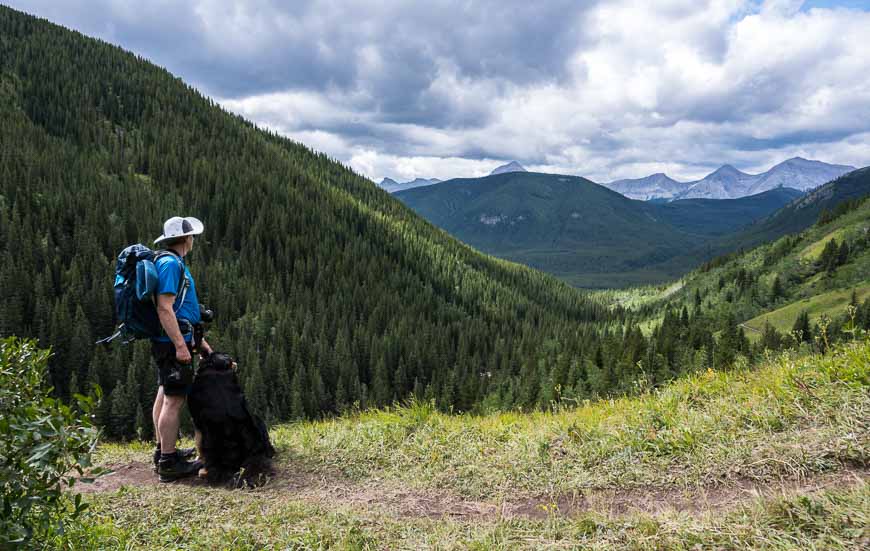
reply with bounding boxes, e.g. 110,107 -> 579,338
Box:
77,460 -> 867,521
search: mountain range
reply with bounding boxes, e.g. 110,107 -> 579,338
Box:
603,157 -> 854,201
380,158 -> 853,201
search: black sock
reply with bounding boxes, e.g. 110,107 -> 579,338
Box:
160,451 -> 178,462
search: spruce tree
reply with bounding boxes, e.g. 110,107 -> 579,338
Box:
771,275 -> 783,301
760,321 -> 782,352
108,379 -> 133,439
792,311 -> 812,344
837,240 -> 850,266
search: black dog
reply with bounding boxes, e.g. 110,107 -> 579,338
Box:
188,352 -> 275,487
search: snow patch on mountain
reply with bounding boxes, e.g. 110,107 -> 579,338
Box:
378,177 -> 441,193
490,161 -> 527,176
602,173 -> 688,201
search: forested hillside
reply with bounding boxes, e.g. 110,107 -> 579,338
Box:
629,188 -> 870,349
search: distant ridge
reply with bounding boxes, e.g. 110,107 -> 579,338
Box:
675,157 -> 855,200
602,158 -> 854,201
378,177 -> 441,193
490,161 -> 526,176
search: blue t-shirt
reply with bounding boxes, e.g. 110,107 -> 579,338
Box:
152,253 -> 201,342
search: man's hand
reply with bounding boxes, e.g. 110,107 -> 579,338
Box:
198,338 -> 213,361
175,344 -> 192,364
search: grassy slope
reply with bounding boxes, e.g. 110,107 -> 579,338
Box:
743,284 -> 870,338
65,340 -> 869,549
799,227 -> 850,261
639,197 -> 870,335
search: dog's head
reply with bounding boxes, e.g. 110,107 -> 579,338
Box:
199,351 -> 237,372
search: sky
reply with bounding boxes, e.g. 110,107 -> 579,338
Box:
7,0 -> 870,183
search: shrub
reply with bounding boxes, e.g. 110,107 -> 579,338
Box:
0,337 -> 101,546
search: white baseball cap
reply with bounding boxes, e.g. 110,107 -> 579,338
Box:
154,216 -> 204,244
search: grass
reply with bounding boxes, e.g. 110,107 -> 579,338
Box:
799,227 -> 848,262
56,485 -> 870,550
61,340 -> 870,549
278,341 -> 868,498
591,280 -> 684,310
743,284 -> 870,335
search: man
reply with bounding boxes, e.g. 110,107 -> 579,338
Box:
151,216 -> 213,482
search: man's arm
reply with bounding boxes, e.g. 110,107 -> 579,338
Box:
199,338 -> 213,357
157,293 -> 191,363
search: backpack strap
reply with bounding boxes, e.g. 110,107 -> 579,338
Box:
154,250 -> 190,313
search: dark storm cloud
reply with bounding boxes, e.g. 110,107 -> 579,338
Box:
8,0 -> 588,128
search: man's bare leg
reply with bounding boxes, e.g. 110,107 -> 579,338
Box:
157,394 -> 185,454
152,386 -> 165,449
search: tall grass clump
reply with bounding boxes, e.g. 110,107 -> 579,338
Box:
282,339 -> 869,498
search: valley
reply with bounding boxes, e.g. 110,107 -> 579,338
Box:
395,171 -> 834,288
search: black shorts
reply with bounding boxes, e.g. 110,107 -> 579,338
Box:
152,341 -> 195,396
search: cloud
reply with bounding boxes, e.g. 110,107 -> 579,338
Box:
8,0 -> 870,182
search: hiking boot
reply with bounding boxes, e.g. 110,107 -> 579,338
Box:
153,447 -> 196,471
158,456 -> 202,483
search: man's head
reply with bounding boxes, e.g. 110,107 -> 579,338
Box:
155,216 -> 203,256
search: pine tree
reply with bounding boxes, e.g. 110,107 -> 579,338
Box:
792,310 -> 812,344
244,361 -> 269,422
108,379 -> 133,439
819,239 -> 840,274
771,275 -> 783,301
289,370 -> 305,420
760,321 -> 782,352
837,240 -> 850,266
371,356 -> 391,407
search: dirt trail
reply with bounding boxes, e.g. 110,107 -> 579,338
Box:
77,461 -> 867,521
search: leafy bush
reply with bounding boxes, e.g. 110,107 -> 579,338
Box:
0,337 -> 101,546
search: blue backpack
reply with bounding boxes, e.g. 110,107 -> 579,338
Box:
97,244 -> 189,344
